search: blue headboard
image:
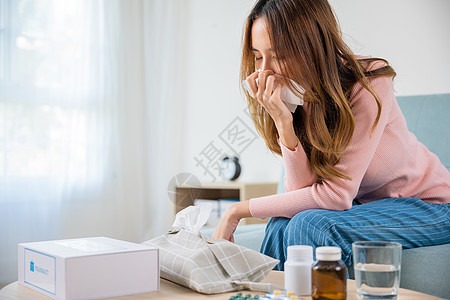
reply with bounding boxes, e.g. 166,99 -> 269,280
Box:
396,93 -> 450,171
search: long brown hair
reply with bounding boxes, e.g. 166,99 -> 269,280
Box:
241,0 -> 396,181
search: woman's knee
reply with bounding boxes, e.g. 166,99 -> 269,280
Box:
265,217 -> 291,236
287,209 -> 338,232
261,217 -> 291,260
283,209 -> 340,245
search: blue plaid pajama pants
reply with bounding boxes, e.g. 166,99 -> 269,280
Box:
260,197 -> 450,270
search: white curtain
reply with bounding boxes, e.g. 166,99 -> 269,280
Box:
0,0 -> 185,284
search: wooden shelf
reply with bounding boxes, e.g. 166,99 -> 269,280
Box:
174,181 -> 278,224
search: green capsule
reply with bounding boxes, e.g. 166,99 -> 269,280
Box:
253,296 -> 260,299
229,296 -> 235,300
236,292 -> 242,297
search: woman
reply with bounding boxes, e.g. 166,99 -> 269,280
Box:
211,0 -> 450,269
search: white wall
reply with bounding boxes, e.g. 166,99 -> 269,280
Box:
181,0 -> 282,184
330,0 -> 450,96
181,0 -> 450,183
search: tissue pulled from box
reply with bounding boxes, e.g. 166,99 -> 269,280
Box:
172,204 -> 212,233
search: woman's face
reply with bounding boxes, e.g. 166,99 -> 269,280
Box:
251,18 -> 282,74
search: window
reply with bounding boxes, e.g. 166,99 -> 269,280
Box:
0,0 -> 101,191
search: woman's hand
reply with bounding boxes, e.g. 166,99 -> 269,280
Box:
246,70 -> 299,150
246,70 -> 293,127
211,201 -> 251,242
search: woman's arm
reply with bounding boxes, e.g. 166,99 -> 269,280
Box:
254,70 -> 317,191
277,108 -> 317,191
211,72 -> 316,241
250,74 -> 395,219
276,118 -> 298,150
211,201 -> 251,242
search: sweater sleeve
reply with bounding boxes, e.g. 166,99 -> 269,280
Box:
280,138 -> 317,192
250,71 -> 395,219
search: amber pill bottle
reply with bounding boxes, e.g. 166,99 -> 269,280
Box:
311,246 -> 347,300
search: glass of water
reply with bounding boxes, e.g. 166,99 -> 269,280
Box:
352,241 -> 402,299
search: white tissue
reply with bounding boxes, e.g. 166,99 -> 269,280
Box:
172,204 -> 212,233
242,74 -> 305,113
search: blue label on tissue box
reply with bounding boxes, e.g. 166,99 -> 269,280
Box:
24,248 -> 56,295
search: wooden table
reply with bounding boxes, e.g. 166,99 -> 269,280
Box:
0,271 -> 442,299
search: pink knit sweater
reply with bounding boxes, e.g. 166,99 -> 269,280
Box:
249,62 -> 450,219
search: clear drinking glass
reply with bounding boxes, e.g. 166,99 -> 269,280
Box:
352,241 -> 402,299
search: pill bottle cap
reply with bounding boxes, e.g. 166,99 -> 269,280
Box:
287,245 -> 313,261
316,246 -> 341,261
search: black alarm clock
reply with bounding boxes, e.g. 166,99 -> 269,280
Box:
220,156 -> 241,181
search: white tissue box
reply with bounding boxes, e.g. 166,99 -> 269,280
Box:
18,237 -> 159,300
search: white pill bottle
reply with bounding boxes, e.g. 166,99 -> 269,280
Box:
284,245 -> 314,296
